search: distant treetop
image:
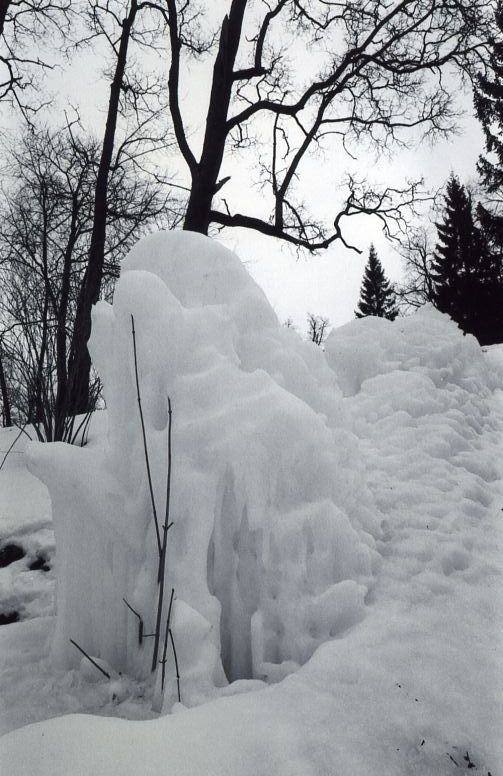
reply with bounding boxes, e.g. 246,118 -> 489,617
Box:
355,245 -> 398,321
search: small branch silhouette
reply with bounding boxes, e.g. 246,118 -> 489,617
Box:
131,314 -> 161,554
70,639 -> 111,679
160,588 -> 175,691
123,598 -> 144,645
169,628 -> 181,703
151,397 -> 173,672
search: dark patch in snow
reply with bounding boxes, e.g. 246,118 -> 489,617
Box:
28,554 -> 51,572
0,543 -> 25,567
0,611 -> 19,625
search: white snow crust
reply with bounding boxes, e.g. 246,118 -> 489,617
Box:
1,232 -> 501,775
26,231 -> 379,699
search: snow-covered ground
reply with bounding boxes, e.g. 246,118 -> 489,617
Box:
0,233 -> 501,775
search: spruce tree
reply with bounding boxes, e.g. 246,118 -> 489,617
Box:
471,2 -> 503,344
431,175 -> 502,344
431,175 -> 477,320
474,2 -> 503,250
355,245 -> 398,320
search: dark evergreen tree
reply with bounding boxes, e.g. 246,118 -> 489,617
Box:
432,175 -> 477,317
474,2 -> 503,251
355,245 -> 398,320
431,174 -> 503,344
471,2 -> 503,345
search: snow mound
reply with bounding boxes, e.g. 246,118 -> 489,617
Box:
27,231 -> 378,704
3,239 -> 502,773
325,305 -> 494,398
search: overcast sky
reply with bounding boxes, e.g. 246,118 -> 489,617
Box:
1,3 -> 487,334
233,111 -> 484,331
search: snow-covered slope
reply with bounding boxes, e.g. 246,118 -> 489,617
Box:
0,232 -> 501,775
26,231 -> 379,695
0,427 -> 54,625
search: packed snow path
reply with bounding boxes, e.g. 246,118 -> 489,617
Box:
0,233 -> 501,775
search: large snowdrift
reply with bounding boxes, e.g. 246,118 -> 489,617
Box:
27,232 -> 379,706
1,231 -> 502,774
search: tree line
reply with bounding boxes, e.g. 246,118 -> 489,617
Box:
351,9 -> 503,346
0,0 -> 500,433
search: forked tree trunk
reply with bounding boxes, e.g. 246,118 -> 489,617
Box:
66,2 -> 137,417
0,348 -> 12,427
183,2 -> 247,234
0,0 -> 11,38
53,204 -> 79,441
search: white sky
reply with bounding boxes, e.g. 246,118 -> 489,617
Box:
230,113 -> 484,331
0,3 -> 487,334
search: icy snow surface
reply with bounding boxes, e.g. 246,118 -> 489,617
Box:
0,232 -> 502,775
26,231 -> 379,694
0,428 -> 54,624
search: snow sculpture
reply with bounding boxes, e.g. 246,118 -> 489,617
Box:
27,232 -> 379,708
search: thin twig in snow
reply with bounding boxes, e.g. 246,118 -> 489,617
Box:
69,639 -> 111,679
160,588 -> 175,691
70,408 -> 93,447
123,597 -> 144,645
131,314 -> 161,555
169,628 -> 181,703
0,423 -> 29,472
151,397 -> 173,672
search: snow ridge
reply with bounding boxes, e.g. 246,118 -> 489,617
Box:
1,232 -> 501,776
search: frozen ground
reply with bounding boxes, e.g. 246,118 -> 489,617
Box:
0,233 -> 501,775
0,427 -> 54,626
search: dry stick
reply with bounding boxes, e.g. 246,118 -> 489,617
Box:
123,597 -> 144,645
80,410 -> 94,447
13,422 -> 33,442
131,315 -> 161,555
160,588 -> 175,691
0,423 -> 28,472
69,639 -> 111,679
159,398 -> 173,585
70,408 -> 93,447
151,397 -> 173,672
122,599 -> 156,641
169,628 -> 181,703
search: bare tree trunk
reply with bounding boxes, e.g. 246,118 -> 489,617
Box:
183,2 -> 247,233
0,0 -> 10,38
67,1 -> 137,416
54,196 -> 79,441
33,181 -> 53,440
0,348 -> 12,427
34,290 -> 50,437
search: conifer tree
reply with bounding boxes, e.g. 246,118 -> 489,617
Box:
431,174 -> 503,344
355,245 -> 398,320
474,2 -> 503,250
431,175 -> 478,318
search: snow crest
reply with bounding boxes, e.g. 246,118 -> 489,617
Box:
7,235 -> 502,773
27,232 -> 378,701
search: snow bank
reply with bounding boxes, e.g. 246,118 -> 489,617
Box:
4,266 -> 502,773
325,305 -> 495,398
27,232 -> 378,704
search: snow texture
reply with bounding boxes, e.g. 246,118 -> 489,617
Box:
27,231 -> 378,701
1,231 -> 501,776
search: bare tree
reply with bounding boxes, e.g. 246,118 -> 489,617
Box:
0,344 -> 12,426
307,313 -> 329,346
67,0 -> 494,415
396,227 -> 435,310
0,120 -> 172,440
0,0 -> 72,116
159,0 -> 493,249
67,0 -> 177,416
